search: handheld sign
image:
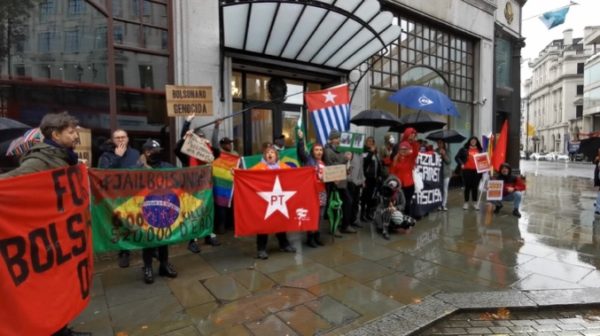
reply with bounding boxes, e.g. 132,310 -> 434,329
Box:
181,134 -> 214,163
322,165 -> 347,182
166,85 -> 213,117
413,152 -> 443,216
338,132 -> 365,154
75,127 -> 92,166
486,180 -> 504,201
474,153 -> 491,173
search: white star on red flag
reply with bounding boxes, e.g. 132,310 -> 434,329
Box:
322,91 -> 337,103
257,176 -> 297,219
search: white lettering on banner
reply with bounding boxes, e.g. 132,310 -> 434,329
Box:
416,189 -> 443,205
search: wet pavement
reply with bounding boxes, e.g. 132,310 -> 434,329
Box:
74,163 -> 600,335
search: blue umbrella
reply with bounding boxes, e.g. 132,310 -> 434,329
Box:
388,86 -> 460,117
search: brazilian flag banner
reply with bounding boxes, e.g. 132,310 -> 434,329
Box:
242,148 -> 300,169
89,166 -> 213,252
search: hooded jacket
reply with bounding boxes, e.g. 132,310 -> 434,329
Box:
379,175 -> 406,211
494,163 -> 526,196
0,143 -> 74,178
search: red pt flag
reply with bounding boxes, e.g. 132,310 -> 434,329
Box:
492,119 -> 508,171
0,164 -> 93,336
233,167 -> 319,236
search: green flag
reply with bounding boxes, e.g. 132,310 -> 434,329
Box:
89,166 -> 214,252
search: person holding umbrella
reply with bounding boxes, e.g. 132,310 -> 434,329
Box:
455,136 -> 484,210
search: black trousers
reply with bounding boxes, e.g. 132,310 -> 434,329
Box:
338,187 -> 353,230
462,169 -> 482,202
361,177 -> 378,214
215,204 -> 233,233
142,245 -> 168,267
402,185 -> 415,217
348,182 -> 361,224
257,233 -> 290,251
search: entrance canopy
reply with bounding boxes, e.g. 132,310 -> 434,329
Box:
220,0 -> 401,72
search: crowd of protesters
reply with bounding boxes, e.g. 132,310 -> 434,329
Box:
1,111 -> 529,335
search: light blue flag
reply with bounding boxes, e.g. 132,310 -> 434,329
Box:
539,7 -> 570,29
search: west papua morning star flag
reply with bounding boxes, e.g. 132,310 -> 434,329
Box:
305,84 -> 350,146
233,167 -> 319,236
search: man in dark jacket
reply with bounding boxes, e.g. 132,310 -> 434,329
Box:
138,138 -> 178,284
324,129 -> 356,234
98,129 -> 140,268
0,112 -> 90,336
491,162 -> 525,218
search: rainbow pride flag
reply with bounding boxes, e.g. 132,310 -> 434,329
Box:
212,151 -> 240,207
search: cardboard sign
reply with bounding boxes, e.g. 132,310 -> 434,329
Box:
0,165 -> 93,335
338,132 -> 365,154
75,127 -> 91,166
486,180 -> 504,201
322,164 -> 347,182
181,134 -> 214,163
166,85 -> 213,117
474,153 -> 491,173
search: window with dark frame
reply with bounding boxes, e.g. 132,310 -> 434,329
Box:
577,63 -> 584,74
577,84 -> 584,96
576,105 -> 583,118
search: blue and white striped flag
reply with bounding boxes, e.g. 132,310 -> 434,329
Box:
304,84 -> 350,145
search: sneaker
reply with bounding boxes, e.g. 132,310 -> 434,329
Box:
118,252 -> 130,268
205,236 -> 221,246
512,209 -> 522,218
442,206 -> 448,211
494,204 -> 503,214
159,263 -> 178,278
382,232 -> 390,240
280,245 -> 297,253
472,203 -> 479,210
187,240 -> 201,254
341,227 -> 357,234
333,230 -> 343,238
463,202 -> 469,210
143,266 -> 154,284
351,222 -> 363,228
257,250 -> 269,259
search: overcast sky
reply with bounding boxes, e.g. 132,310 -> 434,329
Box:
521,0 -> 600,82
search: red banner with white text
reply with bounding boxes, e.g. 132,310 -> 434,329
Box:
0,164 -> 93,336
233,167 -> 319,236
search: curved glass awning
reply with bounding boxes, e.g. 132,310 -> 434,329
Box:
220,0 -> 401,72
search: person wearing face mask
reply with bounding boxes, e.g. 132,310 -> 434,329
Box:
1,112 -> 91,336
251,145 -> 297,259
137,139 -> 178,284
297,129 -> 326,247
98,129 -> 140,268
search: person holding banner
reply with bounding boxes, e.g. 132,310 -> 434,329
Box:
436,140 -> 452,211
297,129 -> 326,247
98,129 -> 140,268
390,141 -> 418,218
455,137 -> 484,210
138,139 -> 178,284
491,163 -> 525,218
0,112 -> 91,336
174,116 -> 222,252
251,145 -> 297,259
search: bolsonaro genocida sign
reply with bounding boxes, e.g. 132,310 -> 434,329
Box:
166,85 -> 213,117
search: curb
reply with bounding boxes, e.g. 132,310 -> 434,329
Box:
343,288 -> 600,336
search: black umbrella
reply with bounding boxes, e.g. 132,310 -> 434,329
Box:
389,113 -> 446,133
426,129 -> 466,143
350,109 -> 402,128
0,117 -> 31,143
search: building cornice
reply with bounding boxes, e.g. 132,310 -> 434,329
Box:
462,0 -> 497,15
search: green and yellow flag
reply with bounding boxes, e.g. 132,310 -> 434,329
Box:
89,166 -> 213,252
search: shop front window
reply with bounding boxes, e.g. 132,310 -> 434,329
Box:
496,38 -> 512,88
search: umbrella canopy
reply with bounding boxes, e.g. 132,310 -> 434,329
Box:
389,113 -> 446,133
426,129 -> 466,143
350,109 -> 402,128
388,86 -> 460,117
0,117 -> 32,143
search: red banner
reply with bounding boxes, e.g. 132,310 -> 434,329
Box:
233,167 -> 319,236
0,164 -> 93,336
